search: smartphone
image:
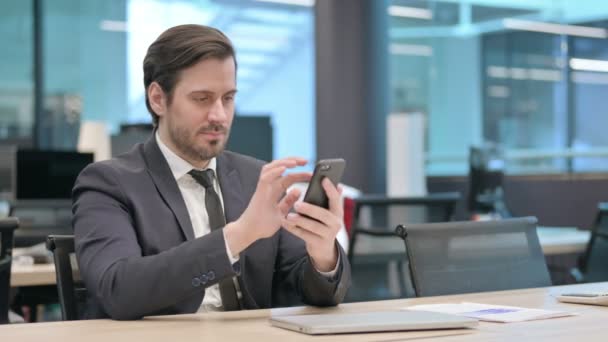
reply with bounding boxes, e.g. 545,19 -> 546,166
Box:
302,158 -> 346,209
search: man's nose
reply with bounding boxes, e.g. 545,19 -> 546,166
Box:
208,98 -> 227,122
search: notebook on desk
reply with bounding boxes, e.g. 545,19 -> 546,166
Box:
269,310 -> 478,335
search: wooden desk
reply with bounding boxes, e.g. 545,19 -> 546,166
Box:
10,263 -> 56,287
1,282 -> 607,341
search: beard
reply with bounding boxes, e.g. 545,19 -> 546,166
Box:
168,120 -> 230,162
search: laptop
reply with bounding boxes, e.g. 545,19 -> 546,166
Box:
269,310 -> 478,335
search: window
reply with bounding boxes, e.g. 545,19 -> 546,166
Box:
1,0 -> 316,166
389,0 -> 608,175
0,0 -> 33,146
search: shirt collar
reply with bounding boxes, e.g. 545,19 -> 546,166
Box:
155,131 -> 217,181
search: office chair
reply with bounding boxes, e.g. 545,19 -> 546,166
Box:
572,203 -> 608,283
395,217 -> 551,297
348,192 -> 461,263
46,235 -> 86,320
347,192 -> 460,300
0,217 -> 19,324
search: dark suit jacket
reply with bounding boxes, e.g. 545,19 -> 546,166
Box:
72,136 -> 351,320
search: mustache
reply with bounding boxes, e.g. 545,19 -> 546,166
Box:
198,124 -> 228,134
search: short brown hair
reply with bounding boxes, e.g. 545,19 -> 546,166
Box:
143,24 -> 236,126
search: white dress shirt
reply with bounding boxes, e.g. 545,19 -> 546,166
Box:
155,133 -> 338,312
156,133 -> 236,311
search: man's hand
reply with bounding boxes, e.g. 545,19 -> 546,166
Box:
282,178 -> 343,272
224,157 -> 311,256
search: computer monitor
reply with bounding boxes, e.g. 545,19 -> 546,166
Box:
15,150 -> 94,200
0,145 -> 16,200
226,115 -> 273,162
111,123 -> 154,157
467,144 -> 511,218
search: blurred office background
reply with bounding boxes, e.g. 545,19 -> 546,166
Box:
2,0 -> 608,235
3,0 -> 608,318
0,0 -> 608,239
2,0 -> 608,186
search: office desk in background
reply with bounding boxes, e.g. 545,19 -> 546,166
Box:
537,227 -> 592,255
9,227 -> 591,288
1,282 -> 607,341
10,264 -> 56,287
352,226 -> 591,260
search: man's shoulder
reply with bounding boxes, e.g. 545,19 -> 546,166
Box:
78,143 -> 147,181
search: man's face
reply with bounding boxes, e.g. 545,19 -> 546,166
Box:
158,57 -> 236,164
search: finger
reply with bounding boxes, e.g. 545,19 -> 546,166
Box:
261,160 -> 307,184
278,188 -> 302,215
263,157 -> 307,172
270,172 -> 311,197
282,218 -> 324,243
284,172 -> 312,184
280,172 -> 312,191
261,161 -> 295,177
285,213 -> 330,239
282,156 -> 307,166
293,201 -> 336,230
259,166 -> 286,184
322,178 -> 343,216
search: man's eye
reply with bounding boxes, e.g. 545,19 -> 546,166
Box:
196,97 -> 209,102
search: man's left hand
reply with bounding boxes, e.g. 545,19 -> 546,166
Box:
282,178 -> 343,272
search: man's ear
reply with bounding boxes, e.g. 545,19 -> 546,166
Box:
148,82 -> 167,117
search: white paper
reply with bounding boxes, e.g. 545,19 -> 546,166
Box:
404,302 -> 575,323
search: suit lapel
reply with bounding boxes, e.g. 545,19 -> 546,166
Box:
216,153 -> 247,224
143,135 -> 195,241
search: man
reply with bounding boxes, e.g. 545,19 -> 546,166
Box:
72,24 -> 351,320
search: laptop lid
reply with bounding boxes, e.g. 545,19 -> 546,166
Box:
269,310 -> 478,335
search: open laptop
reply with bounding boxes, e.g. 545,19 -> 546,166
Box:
269,310 -> 478,335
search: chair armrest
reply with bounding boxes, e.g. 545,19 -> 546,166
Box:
0,256 -> 11,273
353,227 -> 399,237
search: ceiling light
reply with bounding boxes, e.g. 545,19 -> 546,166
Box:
570,58 -> 608,73
503,19 -> 608,39
390,43 -> 432,56
255,0 -> 314,7
388,5 -> 432,20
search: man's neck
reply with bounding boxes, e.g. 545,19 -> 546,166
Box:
157,126 -> 210,170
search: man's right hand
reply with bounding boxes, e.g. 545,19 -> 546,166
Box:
224,157 -> 311,257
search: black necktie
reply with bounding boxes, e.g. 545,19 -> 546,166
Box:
189,169 -> 241,311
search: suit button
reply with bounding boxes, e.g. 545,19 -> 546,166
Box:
208,271 -> 215,280
192,277 -> 201,287
200,274 -> 208,285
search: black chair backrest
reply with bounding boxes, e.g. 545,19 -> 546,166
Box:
0,217 -> 19,324
348,192 -> 460,262
46,235 -> 85,321
580,203 -> 608,282
396,217 -> 551,297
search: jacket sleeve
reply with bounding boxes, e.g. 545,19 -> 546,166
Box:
273,228 -> 351,307
73,162 -> 238,320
